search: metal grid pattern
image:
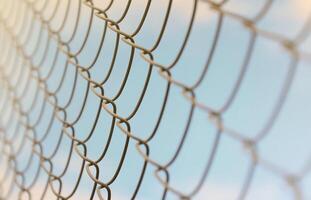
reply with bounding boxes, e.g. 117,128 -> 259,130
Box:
0,0 -> 310,199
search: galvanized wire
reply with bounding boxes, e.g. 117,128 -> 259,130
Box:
0,0 -> 311,199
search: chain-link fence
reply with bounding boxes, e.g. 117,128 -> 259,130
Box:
0,0 -> 311,199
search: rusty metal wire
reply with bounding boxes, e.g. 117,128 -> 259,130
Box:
0,0 -> 311,199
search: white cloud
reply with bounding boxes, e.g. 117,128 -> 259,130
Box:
194,182 -> 286,200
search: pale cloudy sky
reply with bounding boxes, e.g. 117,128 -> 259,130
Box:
1,0 -> 311,200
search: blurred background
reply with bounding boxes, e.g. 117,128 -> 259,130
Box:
0,0 -> 311,199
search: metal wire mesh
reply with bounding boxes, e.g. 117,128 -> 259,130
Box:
0,0 -> 311,199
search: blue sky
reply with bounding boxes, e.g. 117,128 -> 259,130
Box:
1,0 -> 311,199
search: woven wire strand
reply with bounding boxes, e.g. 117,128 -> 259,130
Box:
0,0 -> 311,199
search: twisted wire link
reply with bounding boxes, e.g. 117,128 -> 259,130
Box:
0,0 -> 311,199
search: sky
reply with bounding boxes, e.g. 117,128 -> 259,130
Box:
1,0 -> 311,200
